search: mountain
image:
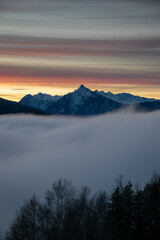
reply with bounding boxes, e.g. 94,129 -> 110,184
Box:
46,85 -> 122,115
95,90 -> 155,104
18,85 -> 160,116
0,97 -> 45,115
134,100 -> 160,112
19,92 -> 62,111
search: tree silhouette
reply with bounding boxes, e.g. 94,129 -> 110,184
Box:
6,196 -> 41,240
6,174 -> 160,240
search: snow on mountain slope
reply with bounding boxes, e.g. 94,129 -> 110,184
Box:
19,92 -> 62,111
46,85 -> 122,115
95,90 -> 156,104
68,85 -> 94,112
19,85 -> 159,116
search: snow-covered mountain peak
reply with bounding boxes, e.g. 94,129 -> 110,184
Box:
74,85 -> 92,97
106,91 -> 113,95
34,92 -> 45,97
95,89 -> 156,104
35,92 -> 43,96
79,84 -> 85,89
95,90 -> 113,98
19,86 -> 159,115
34,92 -> 55,101
19,92 -> 62,111
58,85 -> 95,113
77,84 -> 90,91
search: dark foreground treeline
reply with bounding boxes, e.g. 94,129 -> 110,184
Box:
6,173 -> 160,240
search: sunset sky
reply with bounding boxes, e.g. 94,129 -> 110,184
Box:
0,0 -> 160,101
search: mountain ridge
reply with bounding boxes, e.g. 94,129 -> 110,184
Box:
94,90 -> 156,104
0,85 -> 160,115
19,85 -> 159,115
45,85 -> 122,115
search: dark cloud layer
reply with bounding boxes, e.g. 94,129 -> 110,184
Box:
0,111 -> 160,234
0,0 -> 160,88
1,65 -> 160,85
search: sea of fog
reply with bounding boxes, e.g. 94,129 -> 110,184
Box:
0,110 -> 160,234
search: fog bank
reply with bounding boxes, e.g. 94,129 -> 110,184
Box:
0,111 -> 160,233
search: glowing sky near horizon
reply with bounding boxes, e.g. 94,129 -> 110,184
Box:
0,0 -> 160,101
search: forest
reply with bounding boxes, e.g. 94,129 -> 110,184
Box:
5,173 -> 160,240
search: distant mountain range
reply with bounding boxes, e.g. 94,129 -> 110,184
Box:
94,90 -> 156,104
20,85 -> 122,115
19,92 -> 62,112
0,85 -> 160,115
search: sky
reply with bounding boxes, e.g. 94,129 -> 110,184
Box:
0,0 -> 160,100
0,110 -> 160,234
